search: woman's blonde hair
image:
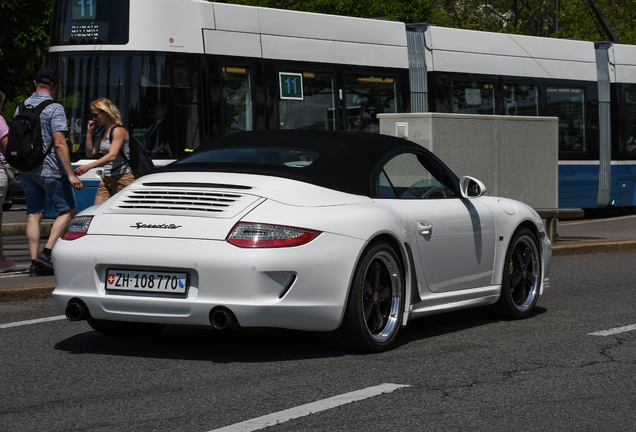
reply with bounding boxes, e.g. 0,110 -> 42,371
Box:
0,90 -> 5,105
91,98 -> 122,125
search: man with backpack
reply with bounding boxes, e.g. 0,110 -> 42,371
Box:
12,68 -> 83,276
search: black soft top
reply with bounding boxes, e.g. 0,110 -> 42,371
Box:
156,130 -> 459,197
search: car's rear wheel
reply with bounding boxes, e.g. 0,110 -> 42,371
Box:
333,241 -> 405,352
493,228 -> 541,319
87,317 -> 165,337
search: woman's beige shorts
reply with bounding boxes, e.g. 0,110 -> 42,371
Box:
95,171 -> 137,204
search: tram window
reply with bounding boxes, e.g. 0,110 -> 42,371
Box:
623,89 -> 636,155
223,66 -> 253,134
547,87 -> 586,152
452,81 -> 495,115
345,74 -> 397,133
504,84 -> 539,116
172,56 -> 202,155
128,54 -> 201,158
278,72 -> 335,131
129,53 -> 175,158
52,52 -> 126,162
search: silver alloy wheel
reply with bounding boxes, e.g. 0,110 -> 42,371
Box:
508,233 -> 540,312
361,250 -> 403,343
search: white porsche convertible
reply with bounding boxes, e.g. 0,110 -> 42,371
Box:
53,130 -> 551,352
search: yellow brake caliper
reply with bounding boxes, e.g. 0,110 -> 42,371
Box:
509,258 -> 515,293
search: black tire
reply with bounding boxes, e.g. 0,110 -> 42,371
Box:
332,241 -> 405,352
2,201 -> 12,211
86,317 -> 165,338
493,228 -> 541,319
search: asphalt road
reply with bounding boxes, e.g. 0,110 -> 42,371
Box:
1,250 -> 635,431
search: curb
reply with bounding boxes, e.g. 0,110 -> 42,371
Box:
552,240 -> 636,256
0,283 -> 55,302
2,222 -> 53,236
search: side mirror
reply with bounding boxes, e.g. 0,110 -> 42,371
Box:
459,176 -> 487,199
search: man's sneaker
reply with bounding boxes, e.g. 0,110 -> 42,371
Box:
29,264 -> 53,277
33,252 -> 54,273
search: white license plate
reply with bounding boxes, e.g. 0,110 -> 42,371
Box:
106,269 -> 188,294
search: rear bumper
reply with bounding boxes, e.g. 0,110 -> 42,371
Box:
52,233 -> 365,331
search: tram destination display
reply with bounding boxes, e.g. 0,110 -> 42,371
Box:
51,0 -> 129,45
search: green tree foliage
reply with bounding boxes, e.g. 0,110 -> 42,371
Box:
556,1 -> 636,44
433,0 -> 636,43
432,0 -> 554,36
0,0 -> 53,120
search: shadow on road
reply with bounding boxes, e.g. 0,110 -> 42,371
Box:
54,306 -> 547,362
55,325 -> 348,363
395,306 -> 547,350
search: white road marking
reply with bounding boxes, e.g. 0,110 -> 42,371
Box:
589,324 -> 636,336
208,383 -> 410,432
0,315 -> 66,329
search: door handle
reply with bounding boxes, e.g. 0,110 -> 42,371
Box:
417,221 -> 433,236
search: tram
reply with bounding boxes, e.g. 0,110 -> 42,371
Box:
407,24 -> 636,211
48,0 -> 636,212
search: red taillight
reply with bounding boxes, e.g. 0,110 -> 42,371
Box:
62,215 -> 94,240
227,223 -> 321,248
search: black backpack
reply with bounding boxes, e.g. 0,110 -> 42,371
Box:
6,100 -> 61,171
109,125 -> 155,177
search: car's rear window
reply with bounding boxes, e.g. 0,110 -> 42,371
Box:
177,148 -> 319,168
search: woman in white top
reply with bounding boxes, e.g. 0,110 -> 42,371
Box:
74,98 -> 135,204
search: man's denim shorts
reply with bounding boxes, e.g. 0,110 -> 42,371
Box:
20,172 -> 77,215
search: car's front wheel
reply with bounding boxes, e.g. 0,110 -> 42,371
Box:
493,228 -> 541,319
333,241 -> 405,352
87,317 -> 166,337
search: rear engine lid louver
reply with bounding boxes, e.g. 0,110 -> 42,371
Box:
103,182 -> 262,219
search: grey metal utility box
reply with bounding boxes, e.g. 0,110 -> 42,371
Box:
378,113 -> 558,210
